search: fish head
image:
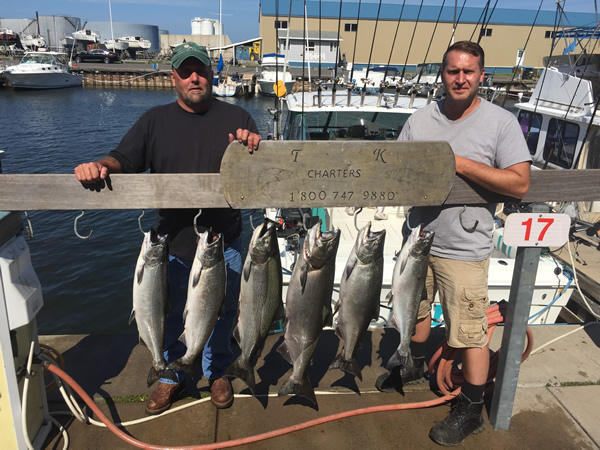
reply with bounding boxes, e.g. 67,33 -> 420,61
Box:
249,220 -> 279,264
306,221 -> 340,269
410,229 -> 434,258
197,230 -> 224,268
142,228 -> 168,265
356,222 -> 386,264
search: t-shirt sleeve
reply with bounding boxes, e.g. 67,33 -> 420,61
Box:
108,113 -> 152,173
495,114 -> 533,169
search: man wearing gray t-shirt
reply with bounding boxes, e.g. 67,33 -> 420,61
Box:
390,41 -> 531,446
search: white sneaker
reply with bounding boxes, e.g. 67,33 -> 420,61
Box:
374,211 -> 388,220
345,207 -> 356,216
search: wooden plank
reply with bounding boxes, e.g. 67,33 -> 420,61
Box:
0,173 -> 228,210
0,141 -> 599,210
221,141 -> 456,208
445,169 -> 600,205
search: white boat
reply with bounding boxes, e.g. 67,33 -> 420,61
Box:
3,52 -> 82,89
213,74 -> 243,97
20,34 -> 47,51
261,90 -> 574,327
513,54 -> 600,223
347,65 -> 403,94
72,29 -> 100,43
257,53 -> 296,96
103,39 -> 129,51
118,36 -> 151,50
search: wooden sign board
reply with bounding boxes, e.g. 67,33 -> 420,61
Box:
220,141 -> 456,208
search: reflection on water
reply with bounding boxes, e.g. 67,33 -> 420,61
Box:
0,88 -> 273,334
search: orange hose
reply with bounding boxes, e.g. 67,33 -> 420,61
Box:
428,302 -> 534,396
44,302 -> 531,449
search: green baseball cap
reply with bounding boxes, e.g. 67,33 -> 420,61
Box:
172,43 -> 211,69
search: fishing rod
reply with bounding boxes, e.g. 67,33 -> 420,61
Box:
417,0 -> 447,103
432,0 -> 467,88
400,0 -> 424,106
382,0 -> 407,107
477,0 -> 498,45
360,0 -> 383,106
347,0 -> 362,106
540,2 -> 570,169
416,0 -> 446,88
332,0 -> 344,106
470,0 -> 490,42
317,0 -> 322,107
500,0 -> 544,108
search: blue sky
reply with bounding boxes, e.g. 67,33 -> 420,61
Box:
1,1 -> 595,44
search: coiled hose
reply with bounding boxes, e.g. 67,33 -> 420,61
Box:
42,302 -> 532,449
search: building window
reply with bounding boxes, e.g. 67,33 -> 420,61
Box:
345,23 -> 358,32
307,41 -> 315,51
545,30 -> 555,39
275,20 -> 288,29
480,28 -> 492,37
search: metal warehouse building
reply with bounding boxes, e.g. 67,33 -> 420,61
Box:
258,0 -> 597,72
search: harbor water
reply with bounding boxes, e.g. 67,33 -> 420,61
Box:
0,87 -> 279,335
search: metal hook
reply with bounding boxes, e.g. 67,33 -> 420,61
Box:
137,210 -> 146,234
74,211 -> 93,239
352,207 -> 363,232
459,206 -> 479,233
24,211 -> 34,239
193,209 -> 203,237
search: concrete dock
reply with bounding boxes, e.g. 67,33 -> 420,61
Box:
40,323 -> 600,449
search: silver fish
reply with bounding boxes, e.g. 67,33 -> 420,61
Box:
169,230 -> 226,374
329,222 -> 385,380
277,220 -> 340,405
130,228 -> 169,387
386,224 -> 434,371
226,220 -> 283,394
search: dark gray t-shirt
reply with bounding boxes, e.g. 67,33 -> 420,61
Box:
399,98 -> 531,261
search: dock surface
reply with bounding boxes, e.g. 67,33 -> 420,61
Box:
40,323 -> 600,449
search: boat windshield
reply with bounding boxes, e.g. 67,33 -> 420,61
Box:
284,110 -> 410,141
21,54 -> 64,65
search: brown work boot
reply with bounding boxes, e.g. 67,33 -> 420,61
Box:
210,376 -> 234,409
145,382 -> 183,415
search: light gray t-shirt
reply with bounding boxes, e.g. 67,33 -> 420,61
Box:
399,98 -> 531,261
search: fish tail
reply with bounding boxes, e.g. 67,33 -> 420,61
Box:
147,366 -> 160,387
168,359 -> 194,376
386,350 -> 409,371
277,340 -> 293,364
328,353 -> 363,381
278,375 -> 317,405
225,358 -> 256,395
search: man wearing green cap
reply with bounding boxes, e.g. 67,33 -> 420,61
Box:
74,42 -> 262,414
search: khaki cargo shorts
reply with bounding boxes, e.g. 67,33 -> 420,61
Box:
417,255 -> 490,348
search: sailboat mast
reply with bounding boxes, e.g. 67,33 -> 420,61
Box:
109,0 -> 115,51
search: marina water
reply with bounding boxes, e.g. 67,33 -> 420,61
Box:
0,87 -> 278,335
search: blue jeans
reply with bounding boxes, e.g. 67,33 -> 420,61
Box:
159,236 -> 241,385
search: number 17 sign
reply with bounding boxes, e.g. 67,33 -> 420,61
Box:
502,213 -> 570,248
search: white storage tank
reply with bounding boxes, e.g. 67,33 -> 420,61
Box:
213,20 -> 223,36
191,17 -> 214,35
191,17 -> 202,35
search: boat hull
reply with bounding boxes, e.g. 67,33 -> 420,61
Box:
257,79 -> 295,96
3,71 -> 82,89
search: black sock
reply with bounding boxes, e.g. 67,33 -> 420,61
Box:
410,341 -> 427,360
462,381 -> 485,403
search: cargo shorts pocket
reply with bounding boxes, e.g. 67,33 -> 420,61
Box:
457,288 -> 488,346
